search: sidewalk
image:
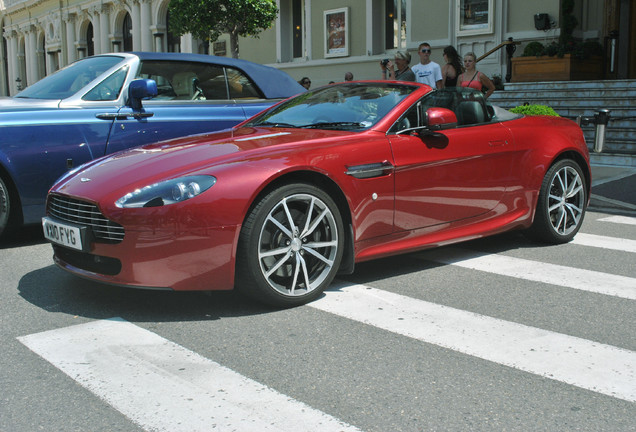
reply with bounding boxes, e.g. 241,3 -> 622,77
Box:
589,164 -> 636,215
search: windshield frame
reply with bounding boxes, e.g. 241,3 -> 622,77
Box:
245,82 -> 418,131
15,55 -> 129,101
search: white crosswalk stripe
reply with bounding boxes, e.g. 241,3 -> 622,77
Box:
599,215 -> 636,225
572,233 -> 636,253
417,247 -> 636,300
18,319 -> 362,432
311,283 -> 636,403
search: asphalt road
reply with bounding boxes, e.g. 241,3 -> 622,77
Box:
1,210 -> 635,431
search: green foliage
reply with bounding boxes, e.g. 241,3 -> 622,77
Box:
167,0 -> 278,58
510,105 -> 560,117
522,41 -> 546,57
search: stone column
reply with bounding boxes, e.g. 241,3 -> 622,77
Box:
140,0 -> 152,51
26,27 -> 38,86
131,0 -> 141,51
93,11 -> 102,53
2,32 -> 15,96
66,15 -> 77,64
153,33 -> 164,52
100,6 -> 110,53
181,34 -> 192,53
9,32 -> 20,94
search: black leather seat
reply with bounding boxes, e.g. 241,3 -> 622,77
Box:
457,100 -> 486,125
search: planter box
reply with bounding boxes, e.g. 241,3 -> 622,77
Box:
511,54 -> 603,82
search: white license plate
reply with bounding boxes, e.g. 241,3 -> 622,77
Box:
42,217 -> 84,251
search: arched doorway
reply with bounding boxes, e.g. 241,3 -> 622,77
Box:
17,37 -> 26,91
123,13 -> 133,52
2,38 -> 9,95
87,23 -> 94,56
166,11 -> 180,52
37,30 -> 46,79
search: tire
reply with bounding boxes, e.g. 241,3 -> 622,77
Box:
236,183 -> 344,307
526,159 -> 587,244
0,176 -> 13,239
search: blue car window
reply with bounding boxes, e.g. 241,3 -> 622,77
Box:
82,66 -> 129,101
226,68 -> 261,99
137,60 -> 265,101
15,56 -> 126,100
138,61 -> 222,100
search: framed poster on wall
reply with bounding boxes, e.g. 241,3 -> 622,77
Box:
324,7 -> 349,58
456,0 -> 493,35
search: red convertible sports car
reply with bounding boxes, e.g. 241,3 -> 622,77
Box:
43,82 -> 590,307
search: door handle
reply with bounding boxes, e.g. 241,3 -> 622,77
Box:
96,112 -> 154,120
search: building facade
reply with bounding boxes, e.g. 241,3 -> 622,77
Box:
1,0 -> 633,96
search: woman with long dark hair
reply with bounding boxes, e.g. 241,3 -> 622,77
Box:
442,46 -> 463,87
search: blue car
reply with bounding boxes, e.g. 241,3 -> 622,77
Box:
0,52 -> 305,238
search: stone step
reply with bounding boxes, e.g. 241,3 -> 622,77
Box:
501,79 -> 636,90
489,80 -> 636,166
590,152 -> 636,167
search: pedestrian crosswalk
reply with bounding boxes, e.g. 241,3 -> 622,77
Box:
19,319 -> 362,432
17,214 -> 636,431
419,246 -> 636,300
572,232 -> 636,253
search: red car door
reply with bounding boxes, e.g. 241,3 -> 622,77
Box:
389,121 -> 514,231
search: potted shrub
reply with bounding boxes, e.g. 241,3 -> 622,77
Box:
510,0 -> 604,82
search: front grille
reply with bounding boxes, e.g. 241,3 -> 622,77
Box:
48,195 -> 125,243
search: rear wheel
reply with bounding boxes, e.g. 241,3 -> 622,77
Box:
0,177 -> 12,238
237,183 -> 344,307
526,159 -> 587,243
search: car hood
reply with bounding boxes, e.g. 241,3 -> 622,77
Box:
52,127 -> 368,200
0,97 -> 61,111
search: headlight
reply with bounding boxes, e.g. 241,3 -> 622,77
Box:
115,175 -> 216,208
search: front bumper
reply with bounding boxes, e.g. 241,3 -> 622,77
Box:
52,224 -> 241,291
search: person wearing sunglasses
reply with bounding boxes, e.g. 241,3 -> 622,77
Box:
299,77 -> 311,90
411,42 -> 443,89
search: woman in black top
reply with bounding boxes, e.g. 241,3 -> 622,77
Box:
442,46 -> 463,87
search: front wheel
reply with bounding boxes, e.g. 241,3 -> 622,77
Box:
526,159 -> 587,243
236,183 -> 344,307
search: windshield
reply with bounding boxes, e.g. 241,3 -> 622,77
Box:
246,82 -> 416,131
16,56 -> 127,100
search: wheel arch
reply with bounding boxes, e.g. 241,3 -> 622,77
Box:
551,150 -> 592,198
239,169 -> 356,276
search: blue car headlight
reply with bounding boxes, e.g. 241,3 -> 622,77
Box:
115,175 -> 217,208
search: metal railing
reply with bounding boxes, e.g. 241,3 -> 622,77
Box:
476,38 -> 521,83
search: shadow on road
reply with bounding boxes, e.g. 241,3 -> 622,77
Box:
17,264 -> 278,322
1,225 -> 46,249
15,229 -> 584,319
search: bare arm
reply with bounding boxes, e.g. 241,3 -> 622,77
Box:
480,73 -> 496,98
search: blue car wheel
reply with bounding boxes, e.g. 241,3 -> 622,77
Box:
0,176 -> 11,237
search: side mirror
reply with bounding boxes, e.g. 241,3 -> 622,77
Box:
425,107 -> 457,130
128,79 -> 158,111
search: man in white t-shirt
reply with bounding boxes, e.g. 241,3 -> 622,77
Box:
411,42 -> 443,89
